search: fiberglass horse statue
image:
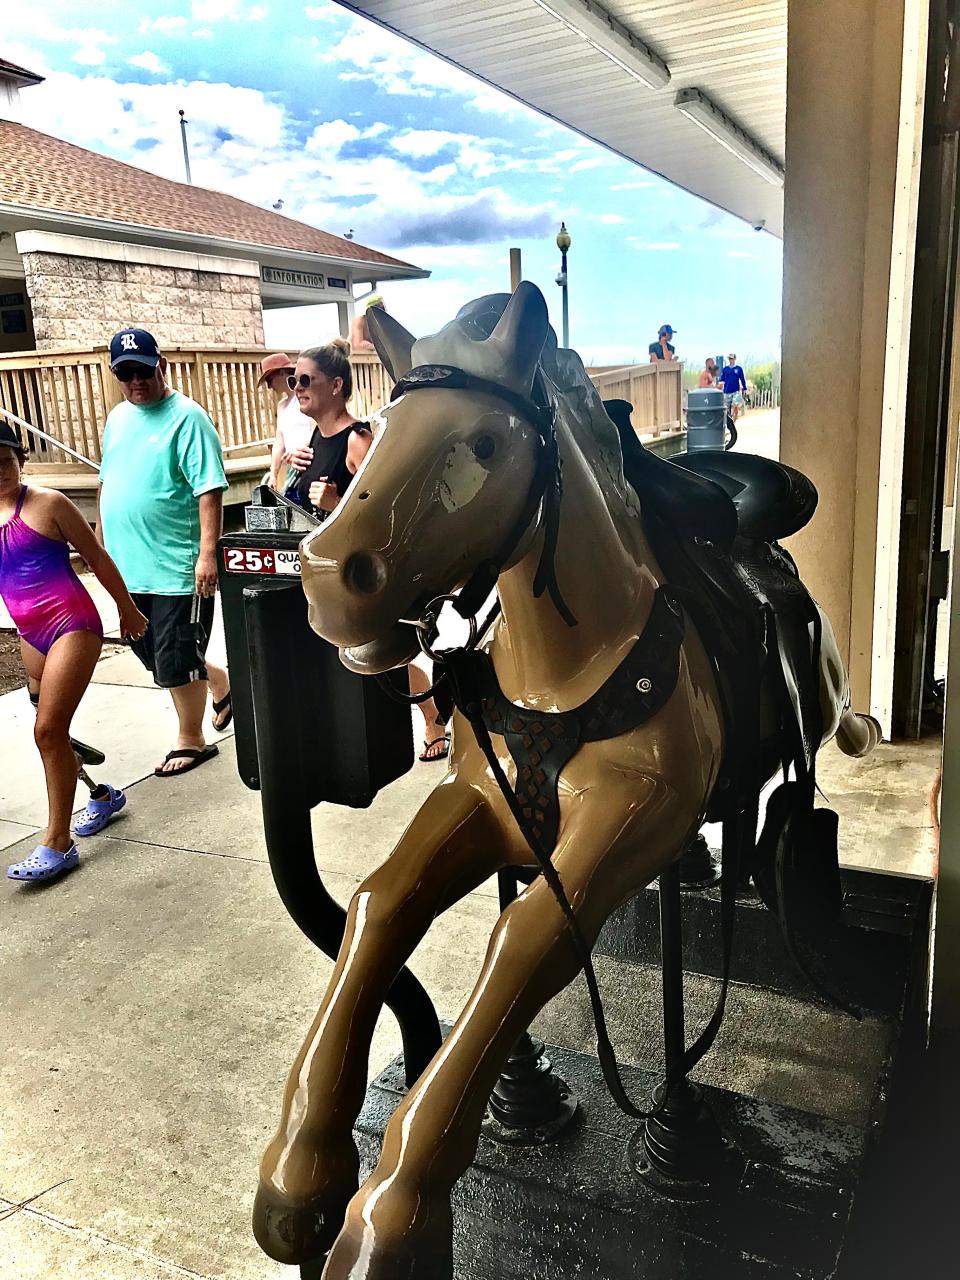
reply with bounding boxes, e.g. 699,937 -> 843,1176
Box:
252,283 -> 880,1278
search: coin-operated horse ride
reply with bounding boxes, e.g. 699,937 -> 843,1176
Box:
252,283 -> 882,1278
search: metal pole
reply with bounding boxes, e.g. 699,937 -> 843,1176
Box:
178,109 -> 192,184
561,248 -> 569,348
0,405 -> 99,470
658,859 -> 686,1069
510,247 -> 522,291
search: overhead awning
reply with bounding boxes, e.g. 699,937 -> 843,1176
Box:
335,0 -> 786,236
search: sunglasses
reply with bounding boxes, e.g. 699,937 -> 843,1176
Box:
114,363 -> 157,382
287,373 -> 320,391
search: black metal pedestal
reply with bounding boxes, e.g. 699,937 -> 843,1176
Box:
677,833 -> 721,889
632,860 -> 739,1197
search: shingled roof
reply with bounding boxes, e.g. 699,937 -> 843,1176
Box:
0,120 -> 419,272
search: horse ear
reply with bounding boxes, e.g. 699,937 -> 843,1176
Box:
486,281 -> 549,391
367,308 -> 415,382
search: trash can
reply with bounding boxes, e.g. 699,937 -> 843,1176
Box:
686,387 -> 728,451
218,495 -> 414,806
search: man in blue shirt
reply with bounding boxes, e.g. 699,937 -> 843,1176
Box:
97,328 -> 231,778
719,353 -> 747,421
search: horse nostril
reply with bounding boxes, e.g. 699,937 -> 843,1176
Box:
343,551 -> 388,595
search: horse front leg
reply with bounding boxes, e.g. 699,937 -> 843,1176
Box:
321,772 -> 699,1280
254,776 -> 505,1265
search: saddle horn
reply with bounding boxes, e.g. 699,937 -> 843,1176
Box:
368,308 -> 416,383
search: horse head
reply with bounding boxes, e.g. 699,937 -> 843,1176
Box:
299,282 -> 553,673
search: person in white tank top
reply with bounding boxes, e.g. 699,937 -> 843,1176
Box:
258,352 -> 316,494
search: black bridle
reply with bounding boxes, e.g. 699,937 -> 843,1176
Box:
390,364 -> 576,629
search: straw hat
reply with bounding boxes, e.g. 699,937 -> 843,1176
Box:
257,351 -> 296,388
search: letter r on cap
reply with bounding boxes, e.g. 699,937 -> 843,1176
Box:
120,333 -> 138,351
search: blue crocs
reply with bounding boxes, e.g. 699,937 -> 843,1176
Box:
73,784 -> 126,838
7,844 -> 80,883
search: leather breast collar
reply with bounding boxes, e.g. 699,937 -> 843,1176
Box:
445,586 -> 685,852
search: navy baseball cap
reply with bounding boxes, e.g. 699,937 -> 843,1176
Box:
110,327 -> 161,369
658,324 -> 676,336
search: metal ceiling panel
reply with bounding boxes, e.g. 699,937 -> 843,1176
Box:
334,0 -> 787,235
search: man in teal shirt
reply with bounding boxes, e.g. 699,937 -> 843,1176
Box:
98,328 -> 231,777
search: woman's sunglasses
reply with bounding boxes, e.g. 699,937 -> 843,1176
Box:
287,373 -> 317,391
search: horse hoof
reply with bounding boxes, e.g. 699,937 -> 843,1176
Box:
322,1219 -> 453,1280
252,1181 -> 354,1265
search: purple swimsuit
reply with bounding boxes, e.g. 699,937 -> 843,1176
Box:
0,485 -> 102,655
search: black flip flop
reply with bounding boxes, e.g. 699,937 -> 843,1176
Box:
211,691 -> 233,733
419,734 -> 451,763
154,745 -> 219,778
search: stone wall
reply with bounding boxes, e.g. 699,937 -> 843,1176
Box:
21,251 -> 265,351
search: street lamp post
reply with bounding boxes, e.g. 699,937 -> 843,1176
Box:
556,222 -> 571,348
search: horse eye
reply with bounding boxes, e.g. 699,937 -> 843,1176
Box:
473,434 -> 496,461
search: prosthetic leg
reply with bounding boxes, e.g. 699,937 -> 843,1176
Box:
27,687 -> 126,837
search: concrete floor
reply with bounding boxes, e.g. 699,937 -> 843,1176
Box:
0,403 -> 941,1278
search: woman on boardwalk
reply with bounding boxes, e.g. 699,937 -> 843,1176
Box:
0,422 -> 147,883
288,340 -> 449,761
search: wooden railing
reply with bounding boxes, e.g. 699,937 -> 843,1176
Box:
586,361 -> 683,437
0,346 -> 392,467
0,345 -> 677,470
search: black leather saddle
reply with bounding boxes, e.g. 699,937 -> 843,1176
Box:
671,450 -> 818,543
602,400 -> 817,545
603,400 -> 738,550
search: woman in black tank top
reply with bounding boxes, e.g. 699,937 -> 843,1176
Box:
284,336 -> 450,762
295,419 -> 370,516
285,338 -> 373,520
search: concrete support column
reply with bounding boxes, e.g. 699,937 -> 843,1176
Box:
781,0 -> 926,725
337,300 -> 354,340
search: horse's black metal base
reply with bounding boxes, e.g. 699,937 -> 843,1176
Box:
483,1032 -> 578,1144
629,1078 -> 742,1198
355,1040 -> 869,1280
676,834 -> 722,889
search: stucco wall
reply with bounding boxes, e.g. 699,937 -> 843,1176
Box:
20,248 -> 264,351
780,0 -> 919,717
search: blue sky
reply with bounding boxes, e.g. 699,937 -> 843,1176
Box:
6,0 -> 783,364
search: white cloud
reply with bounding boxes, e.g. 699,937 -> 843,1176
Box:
597,214 -> 626,225
390,130 -> 465,159
128,51 -> 172,77
610,180 -> 654,191
628,240 -> 681,251
140,16 -> 189,34
73,45 -> 107,67
325,18 -> 523,117
20,68 -> 549,255
191,0 -> 242,19
305,4 -> 338,18
569,156 -> 607,174
728,250 -> 757,259
193,29 -> 214,39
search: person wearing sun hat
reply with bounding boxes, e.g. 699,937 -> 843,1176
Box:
259,351 -> 316,495
0,419 -> 148,883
